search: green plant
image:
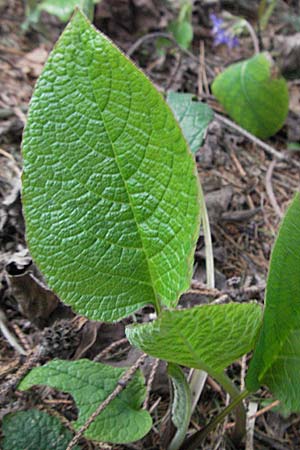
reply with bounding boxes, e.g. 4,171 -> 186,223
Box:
212,52 -> 289,139
168,0 -> 194,49
11,8 -> 300,450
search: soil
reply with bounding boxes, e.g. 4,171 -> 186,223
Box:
1,1 -> 300,449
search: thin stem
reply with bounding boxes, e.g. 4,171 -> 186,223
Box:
214,371 -> 247,443
181,389 -> 249,450
243,20 -> 260,55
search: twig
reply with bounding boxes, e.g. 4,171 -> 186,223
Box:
93,337 -> 128,362
66,353 -> 147,450
265,160 -> 283,219
215,113 -> 300,169
143,358 -> 160,409
0,309 -> 26,355
0,345 -> 44,401
127,32 -> 215,77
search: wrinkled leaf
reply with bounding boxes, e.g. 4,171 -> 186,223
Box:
2,409 -> 80,450
212,53 -> 289,139
167,363 -> 191,450
167,92 -> 214,153
19,359 -> 152,443
246,194 -> 300,412
127,303 -> 262,375
22,10 -> 201,321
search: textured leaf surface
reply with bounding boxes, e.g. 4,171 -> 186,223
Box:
22,10 -> 200,321
167,92 -> 214,153
127,303 -> 262,374
167,363 -> 191,450
2,409 -> 80,450
212,53 -> 289,139
246,194 -> 300,412
18,359 -> 152,443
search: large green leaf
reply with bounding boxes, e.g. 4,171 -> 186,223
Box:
2,409 -> 80,450
212,53 -> 289,139
166,92 -> 214,153
246,194 -> 300,412
18,359 -> 152,443
126,303 -> 262,375
22,10 -> 201,321
167,363 -> 191,450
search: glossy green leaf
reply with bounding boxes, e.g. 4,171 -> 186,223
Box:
126,303 -> 262,375
22,10 -> 201,321
166,92 -> 214,153
2,409 -> 80,450
18,359 -> 152,443
246,194 -> 300,412
167,363 -> 191,450
39,0 -> 98,21
212,53 -> 289,139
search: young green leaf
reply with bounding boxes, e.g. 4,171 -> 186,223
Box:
126,303 -> 262,375
169,2 -> 193,49
22,10 -> 201,321
166,92 -> 214,153
212,53 -> 289,139
167,363 -> 192,450
2,409 -> 81,450
246,194 -> 300,412
39,0 -> 98,21
18,359 -> 152,443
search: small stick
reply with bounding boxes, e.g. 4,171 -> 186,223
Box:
93,337 -> 128,362
0,309 -> 26,355
143,358 -> 160,409
215,113 -> 300,169
66,353 -> 147,450
265,160 -> 283,219
0,345 -> 43,400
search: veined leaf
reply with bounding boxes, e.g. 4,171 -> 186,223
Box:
22,10 -> 201,321
126,303 -> 262,375
246,194 -> 300,412
2,409 -> 81,450
167,363 -> 191,450
18,359 -> 152,443
167,92 -> 214,153
212,53 -> 289,139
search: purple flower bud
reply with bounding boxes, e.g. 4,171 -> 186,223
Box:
210,13 -> 239,49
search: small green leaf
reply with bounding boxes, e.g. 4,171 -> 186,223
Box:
212,53 -> 289,139
39,0 -> 98,21
167,364 -> 191,450
2,409 -> 80,450
246,194 -> 300,412
169,2 -> 193,49
22,10 -> 201,321
167,92 -> 214,153
126,303 -> 262,375
18,359 -> 152,443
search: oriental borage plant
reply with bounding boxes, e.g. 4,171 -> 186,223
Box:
15,8 -> 300,450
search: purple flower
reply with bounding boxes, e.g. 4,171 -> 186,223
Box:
209,13 -> 239,49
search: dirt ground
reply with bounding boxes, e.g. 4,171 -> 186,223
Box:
1,0 -> 300,449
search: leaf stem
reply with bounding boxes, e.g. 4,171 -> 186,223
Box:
181,389 -> 249,450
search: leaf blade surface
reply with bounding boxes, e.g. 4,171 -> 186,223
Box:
22,10 -> 201,321
212,53 -> 289,139
167,92 -> 214,153
246,194 -> 300,412
126,303 -> 262,374
2,409 -> 81,450
18,359 -> 152,443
